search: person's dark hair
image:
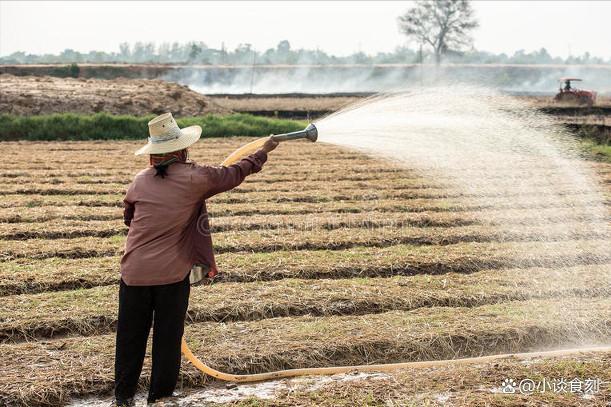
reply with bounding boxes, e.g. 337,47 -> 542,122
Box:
149,149 -> 189,179
154,158 -> 177,179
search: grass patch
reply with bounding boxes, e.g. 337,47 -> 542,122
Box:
570,123 -> 611,162
0,113 -> 305,141
580,138 -> 611,162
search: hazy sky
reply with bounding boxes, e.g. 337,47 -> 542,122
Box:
1,1 -> 610,58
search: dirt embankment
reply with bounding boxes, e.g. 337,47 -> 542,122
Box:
209,93 -> 611,116
0,74 -> 228,116
0,63 -> 172,79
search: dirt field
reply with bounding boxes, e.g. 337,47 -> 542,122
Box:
208,94 -> 611,130
2,73 -> 609,122
0,139 -> 610,406
209,93 -> 611,112
0,74 -> 228,116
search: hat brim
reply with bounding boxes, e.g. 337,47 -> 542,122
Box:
135,125 -> 202,156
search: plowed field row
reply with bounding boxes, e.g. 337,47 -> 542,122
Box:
1,265 -> 608,342
3,177 -> 607,198
1,202 -> 607,224
2,221 -> 608,262
1,240 -> 608,296
2,194 -> 607,216
1,298 -> 608,406
3,166 -> 610,186
6,176 -> 602,194
2,208 -> 607,240
3,169 -> 611,185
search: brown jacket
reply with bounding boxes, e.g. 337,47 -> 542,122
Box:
120,150 -> 267,285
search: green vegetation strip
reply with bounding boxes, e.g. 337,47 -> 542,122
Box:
1,265 -> 609,342
0,298 -> 608,406
0,113 -> 305,141
578,136 -> 611,163
1,240 -> 609,296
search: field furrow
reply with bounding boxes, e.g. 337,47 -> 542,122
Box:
4,168 -> 609,188
1,265 -> 609,342
1,240 -> 609,296
3,167 -> 610,183
1,221 -> 609,261
4,155 -> 609,169
1,298 -> 608,406
2,201 -> 608,224
2,194 -> 608,217
3,167 -> 610,188
1,180 -> 605,204
2,139 -> 607,155
1,207 -> 607,240
3,146 -> 610,170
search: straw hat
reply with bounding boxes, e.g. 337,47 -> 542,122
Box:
135,113 -> 202,155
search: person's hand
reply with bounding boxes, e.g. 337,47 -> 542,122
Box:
203,269 -> 219,285
261,136 -> 279,153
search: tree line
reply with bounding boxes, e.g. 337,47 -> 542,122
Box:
2,41 -> 607,65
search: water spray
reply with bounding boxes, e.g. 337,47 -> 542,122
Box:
185,87 -> 610,384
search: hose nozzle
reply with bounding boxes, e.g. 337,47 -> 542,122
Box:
271,123 -> 318,143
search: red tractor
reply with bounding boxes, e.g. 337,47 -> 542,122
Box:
554,78 -> 597,106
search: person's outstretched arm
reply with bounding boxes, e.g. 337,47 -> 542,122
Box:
200,137 -> 278,199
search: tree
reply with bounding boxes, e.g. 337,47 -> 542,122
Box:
59,49 -> 82,63
119,43 -> 131,60
274,40 -> 292,64
132,42 -> 146,63
189,43 -> 202,62
398,0 -> 478,65
68,63 -> 80,78
277,40 -> 291,54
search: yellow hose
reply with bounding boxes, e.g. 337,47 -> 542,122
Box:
181,339 -> 610,383
182,139 -> 610,383
220,137 -> 269,166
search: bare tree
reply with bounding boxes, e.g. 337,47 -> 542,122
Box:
398,0 -> 478,65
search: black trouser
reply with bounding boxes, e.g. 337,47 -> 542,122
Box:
114,274 -> 190,403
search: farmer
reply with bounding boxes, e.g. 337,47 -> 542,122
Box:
114,112 -> 278,406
